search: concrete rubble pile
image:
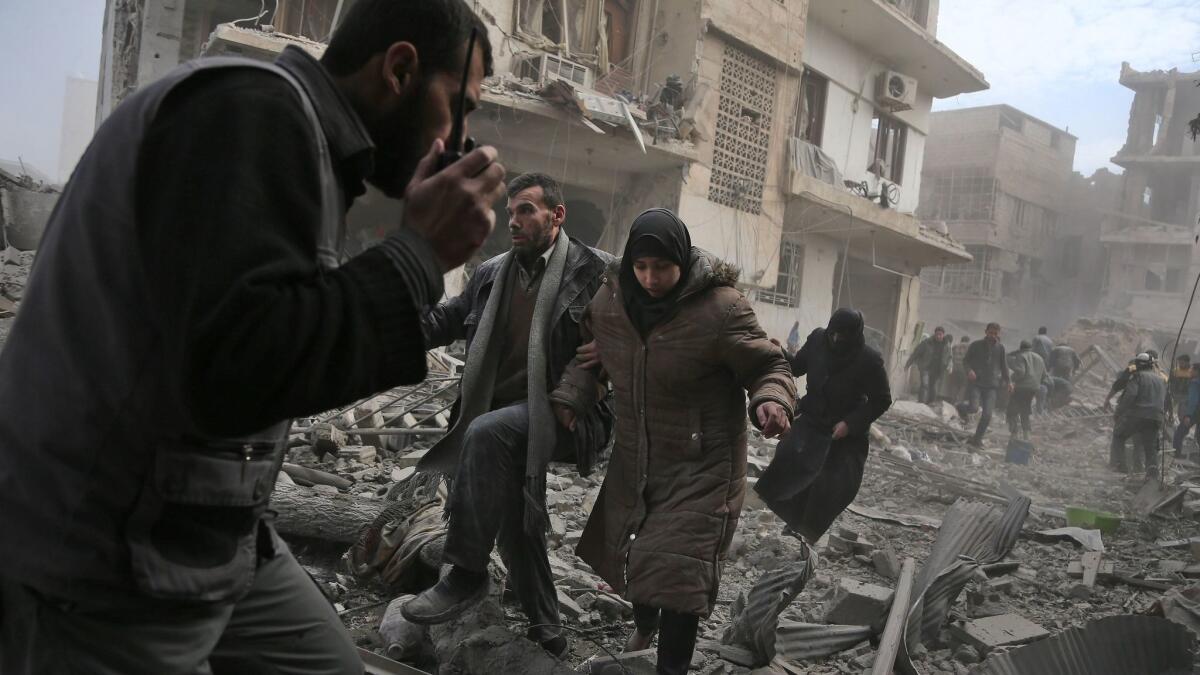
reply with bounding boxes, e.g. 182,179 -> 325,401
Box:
264,370 -> 1200,674
0,246 -> 34,347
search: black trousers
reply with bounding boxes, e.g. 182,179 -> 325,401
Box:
442,402 -> 571,643
632,604 -> 699,675
1110,416 -> 1160,475
1006,389 -> 1035,437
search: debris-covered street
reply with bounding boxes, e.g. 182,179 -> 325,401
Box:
267,361 -> 1200,674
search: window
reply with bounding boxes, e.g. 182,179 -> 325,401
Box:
796,68 -> 828,147
917,166 -> 996,222
1146,270 -> 1163,291
274,0 -> 341,41
868,111 -> 907,184
760,240 -> 804,307
604,0 -> 636,65
515,0 -> 630,59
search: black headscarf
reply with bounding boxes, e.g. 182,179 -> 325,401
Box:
620,209 -> 693,337
826,308 -> 865,370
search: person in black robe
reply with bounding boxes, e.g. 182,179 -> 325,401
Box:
755,308 -> 893,548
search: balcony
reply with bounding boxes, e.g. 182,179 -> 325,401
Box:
921,268 -> 1001,301
806,0 -> 988,98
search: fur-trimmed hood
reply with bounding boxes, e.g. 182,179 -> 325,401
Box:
604,247 -> 741,298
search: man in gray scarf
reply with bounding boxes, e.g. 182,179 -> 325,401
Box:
403,173 -> 613,657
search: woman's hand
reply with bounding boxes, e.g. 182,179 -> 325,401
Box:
756,402 -> 791,438
554,403 -> 577,432
576,340 -> 602,370
831,421 -> 849,440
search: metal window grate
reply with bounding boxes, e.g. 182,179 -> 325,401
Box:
709,44 -> 776,214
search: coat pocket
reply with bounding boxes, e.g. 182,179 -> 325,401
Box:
126,440 -> 280,602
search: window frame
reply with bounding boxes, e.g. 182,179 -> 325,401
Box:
796,68 -> 829,147
868,110 -> 908,185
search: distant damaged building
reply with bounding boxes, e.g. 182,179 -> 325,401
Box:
95,0 -> 985,378
917,105 -> 1077,337
1098,63 -> 1200,332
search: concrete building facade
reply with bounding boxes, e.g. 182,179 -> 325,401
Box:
1098,63 -> 1200,332
917,105 -> 1078,337
95,0 -> 985,381
58,76 -> 99,184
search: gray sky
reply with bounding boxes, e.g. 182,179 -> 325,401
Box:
1,1 -> 1198,182
0,1 -> 105,182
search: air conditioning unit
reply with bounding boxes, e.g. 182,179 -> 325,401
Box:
876,70 -> 918,111
514,52 -> 594,89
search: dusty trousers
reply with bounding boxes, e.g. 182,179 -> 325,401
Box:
0,532 -> 360,675
1110,416 -> 1160,475
1006,389 -> 1036,438
442,401 -> 573,643
632,603 -> 700,675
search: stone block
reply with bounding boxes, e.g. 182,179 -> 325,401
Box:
594,593 -> 633,620
823,578 -> 894,626
338,445 -> 376,464
948,614 -> 1049,653
872,548 -> 901,579
395,448 -> 427,469
556,588 -> 585,621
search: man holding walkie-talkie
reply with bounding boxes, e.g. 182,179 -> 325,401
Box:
0,1 -> 502,673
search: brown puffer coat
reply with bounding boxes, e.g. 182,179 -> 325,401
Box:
551,249 -> 795,616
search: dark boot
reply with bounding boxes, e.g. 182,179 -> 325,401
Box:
401,566 -> 489,624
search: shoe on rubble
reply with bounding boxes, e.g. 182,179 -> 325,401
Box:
401,566 -> 489,625
537,632 -> 569,659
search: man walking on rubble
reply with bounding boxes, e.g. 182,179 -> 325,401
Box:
1111,353 -> 1168,477
401,172 -> 614,658
963,323 -> 1012,449
1032,326 -> 1054,364
1006,341 -> 1046,441
0,1 -> 505,673
906,325 -> 951,405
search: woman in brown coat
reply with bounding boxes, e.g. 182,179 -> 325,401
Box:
551,209 -> 795,675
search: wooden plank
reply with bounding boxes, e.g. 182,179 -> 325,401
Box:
1080,552 -> 1102,588
871,557 -> 917,675
358,647 -> 431,675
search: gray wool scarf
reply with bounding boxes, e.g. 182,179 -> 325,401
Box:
428,231 -> 571,536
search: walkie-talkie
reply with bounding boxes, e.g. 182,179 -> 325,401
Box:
436,28 -> 479,171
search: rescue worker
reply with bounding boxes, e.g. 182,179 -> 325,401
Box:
0,1 -> 505,672
1032,326 -> 1054,363
549,209 -> 795,675
906,326 -> 951,404
1111,353 -> 1168,477
1174,363 -> 1200,455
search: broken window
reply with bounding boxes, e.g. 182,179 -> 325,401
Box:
515,0 -> 636,68
999,110 -> 1023,133
274,0 -> 341,41
868,111 -> 907,184
1145,269 -> 1163,291
760,240 -> 804,307
795,68 -> 829,147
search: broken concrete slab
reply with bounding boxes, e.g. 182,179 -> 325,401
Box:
872,548 -> 901,579
949,614 -> 1049,653
823,578 -> 894,626
339,445 -> 377,464
395,448 -> 428,469
587,648 -> 656,674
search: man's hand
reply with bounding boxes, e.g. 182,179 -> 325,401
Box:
1103,398 -> 1112,412
967,370 -> 977,382
1007,383 -> 1015,394
404,140 -> 506,271
831,421 -> 850,440
756,402 -> 791,438
554,403 -> 577,432
576,340 -> 602,370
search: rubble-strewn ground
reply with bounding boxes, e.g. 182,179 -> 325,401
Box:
0,247 -> 33,346
284,382 -> 1200,674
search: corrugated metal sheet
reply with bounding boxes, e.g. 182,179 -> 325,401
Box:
722,557 -> 815,663
898,495 -> 1030,674
774,622 -> 872,662
973,616 -> 1194,675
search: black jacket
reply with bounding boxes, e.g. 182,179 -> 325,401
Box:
789,328 -> 893,436
965,338 -> 1010,389
423,237 -> 615,474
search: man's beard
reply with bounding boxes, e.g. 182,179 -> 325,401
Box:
513,217 -> 554,263
367,94 -> 425,199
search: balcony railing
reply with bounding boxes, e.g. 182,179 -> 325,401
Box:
921,267 -> 1002,301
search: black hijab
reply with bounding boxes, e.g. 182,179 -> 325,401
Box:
620,209 -> 693,337
826,308 -> 866,370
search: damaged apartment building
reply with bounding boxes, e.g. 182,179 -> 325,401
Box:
917,105 -> 1081,337
1098,63 -> 1200,333
96,0 -> 985,380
